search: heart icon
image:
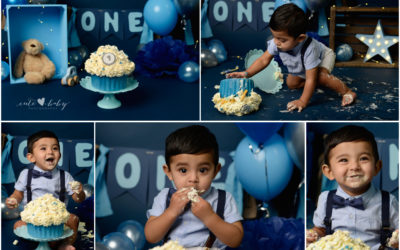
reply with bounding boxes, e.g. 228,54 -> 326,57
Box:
37,98 -> 45,106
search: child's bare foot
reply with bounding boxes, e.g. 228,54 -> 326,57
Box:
341,91 -> 356,106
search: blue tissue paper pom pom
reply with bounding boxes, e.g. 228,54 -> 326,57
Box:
227,217 -> 304,250
135,36 -> 199,78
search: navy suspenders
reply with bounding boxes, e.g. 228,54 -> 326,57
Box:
323,190 -> 335,235
26,168 -> 66,203
300,37 -> 313,71
324,189 -> 392,248
163,188 -> 226,248
380,191 -> 391,249
26,168 -> 33,203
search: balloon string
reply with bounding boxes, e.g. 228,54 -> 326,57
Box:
264,147 -> 269,204
248,143 -> 263,154
182,16 -> 194,46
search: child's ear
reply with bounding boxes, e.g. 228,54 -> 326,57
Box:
163,164 -> 173,181
297,34 -> 307,43
374,160 -> 382,175
26,153 -> 35,163
213,163 -> 222,178
322,164 -> 335,180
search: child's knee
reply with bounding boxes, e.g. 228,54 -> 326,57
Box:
286,78 -> 304,89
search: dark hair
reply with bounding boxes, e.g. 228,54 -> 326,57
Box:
323,125 -> 379,165
269,3 -> 307,38
165,125 -> 219,167
27,130 -> 59,153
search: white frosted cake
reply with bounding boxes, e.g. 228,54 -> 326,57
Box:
212,88 -> 262,116
151,240 -> 186,250
307,230 -> 370,250
84,45 -> 135,91
20,194 -> 70,239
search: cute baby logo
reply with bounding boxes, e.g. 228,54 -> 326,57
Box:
16,97 -> 70,111
37,97 -> 45,106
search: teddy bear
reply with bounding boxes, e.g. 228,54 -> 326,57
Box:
13,38 -> 56,84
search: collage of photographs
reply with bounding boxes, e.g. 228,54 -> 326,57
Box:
0,0 -> 398,250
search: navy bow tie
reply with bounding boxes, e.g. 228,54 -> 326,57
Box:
332,194 -> 364,210
284,50 -> 295,56
32,169 -> 52,179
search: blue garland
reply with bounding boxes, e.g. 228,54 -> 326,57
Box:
135,36 -> 199,78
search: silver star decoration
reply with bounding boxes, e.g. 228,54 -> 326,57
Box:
355,20 -> 398,64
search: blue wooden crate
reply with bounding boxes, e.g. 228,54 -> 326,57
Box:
6,4 -> 68,84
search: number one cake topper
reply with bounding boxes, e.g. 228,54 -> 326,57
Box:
102,53 -> 116,65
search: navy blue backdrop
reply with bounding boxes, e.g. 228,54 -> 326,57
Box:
2,122 -> 94,194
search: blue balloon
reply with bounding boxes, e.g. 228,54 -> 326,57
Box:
336,44 -> 353,62
236,123 -> 283,144
178,61 -> 199,83
144,0 -> 178,36
207,39 -> 227,63
283,123 -> 304,170
274,0 -> 307,13
1,61 -> 10,80
117,220 -> 146,250
234,134 -> 293,201
103,232 -> 135,250
68,49 -> 83,68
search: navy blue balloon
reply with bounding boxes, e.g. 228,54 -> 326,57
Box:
1,61 -> 10,80
178,61 -> 199,83
234,134 -> 293,201
283,123 -> 304,170
236,123 -> 283,144
68,49 -> 83,67
207,39 -> 227,63
117,220 -> 146,250
143,0 -> 178,36
336,44 -> 353,62
103,232 -> 135,250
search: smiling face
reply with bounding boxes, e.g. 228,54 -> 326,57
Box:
322,141 -> 382,196
270,29 -> 305,52
163,153 -> 221,192
26,137 -> 61,171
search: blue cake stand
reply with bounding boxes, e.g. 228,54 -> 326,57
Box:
244,49 -> 284,94
14,225 -> 73,250
80,76 -> 139,109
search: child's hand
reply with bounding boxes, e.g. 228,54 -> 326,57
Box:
226,71 -> 247,79
69,181 -> 83,194
306,229 -> 320,246
191,196 -> 214,222
388,229 -> 399,248
287,99 -> 307,112
5,197 -> 18,209
166,188 -> 191,218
